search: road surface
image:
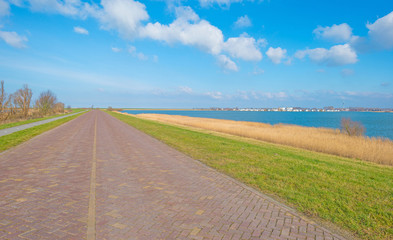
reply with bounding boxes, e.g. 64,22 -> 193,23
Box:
0,110 -> 345,239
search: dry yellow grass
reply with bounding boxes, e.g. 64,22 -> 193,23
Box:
136,113 -> 393,166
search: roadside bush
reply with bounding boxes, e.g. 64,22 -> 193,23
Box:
341,117 -> 365,136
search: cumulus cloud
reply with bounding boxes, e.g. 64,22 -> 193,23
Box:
127,45 -> 149,61
140,6 -> 223,55
199,0 -> 243,7
0,0 -> 10,17
137,52 -> 148,60
295,44 -> 357,66
141,7 -> 262,62
217,54 -> 238,71
313,23 -> 352,43
111,47 -> 121,52
366,11 -> 393,50
6,2 -> 264,70
73,26 -> 88,35
18,0 -> 88,16
179,86 -> 193,94
234,15 -> 252,28
206,91 -> 223,99
266,47 -> 287,64
0,30 -> 28,48
251,66 -> 264,75
222,35 -> 262,61
95,0 -> 149,38
128,45 -> 136,54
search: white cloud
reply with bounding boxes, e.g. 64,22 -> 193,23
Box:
140,6 -> 223,55
127,45 -> 149,61
222,35 -> 262,61
0,30 -> 28,48
295,44 -> 357,66
73,26 -> 88,35
206,91 -> 223,99
179,86 -> 193,94
128,45 -> 136,54
137,52 -> 148,60
141,7 -> 263,63
152,55 -> 158,62
251,66 -> 264,75
217,54 -> 238,71
366,11 -> 393,50
23,0 -> 87,16
266,47 -> 287,64
0,0 -> 10,17
313,23 -> 352,43
234,15 -> 252,28
96,0 -> 149,38
111,47 -> 121,52
257,38 -> 268,48
175,5 -> 199,22
199,0 -> 243,7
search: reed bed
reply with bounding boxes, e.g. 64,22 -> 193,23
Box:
136,113 -> 393,166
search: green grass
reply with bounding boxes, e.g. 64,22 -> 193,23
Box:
107,111 -> 393,240
0,111 -> 86,152
0,109 -> 85,130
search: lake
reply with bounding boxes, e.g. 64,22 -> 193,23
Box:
122,110 -> 393,140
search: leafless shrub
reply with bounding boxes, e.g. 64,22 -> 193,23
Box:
107,106 -> 113,111
54,102 -> 65,113
0,80 -> 7,121
341,118 -> 365,136
14,84 -> 33,118
35,90 -> 57,116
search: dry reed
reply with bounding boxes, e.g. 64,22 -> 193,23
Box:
136,113 -> 393,166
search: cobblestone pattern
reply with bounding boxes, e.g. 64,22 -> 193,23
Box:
0,112 -> 94,239
0,110 -> 345,240
94,111 -> 345,240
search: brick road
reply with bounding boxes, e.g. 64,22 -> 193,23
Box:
0,110 -> 345,240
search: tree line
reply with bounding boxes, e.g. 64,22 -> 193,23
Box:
0,80 -> 68,122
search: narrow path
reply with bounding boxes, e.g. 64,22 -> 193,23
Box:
0,111 -> 85,137
0,110 -> 345,239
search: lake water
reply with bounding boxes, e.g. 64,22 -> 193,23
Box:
122,110 -> 393,140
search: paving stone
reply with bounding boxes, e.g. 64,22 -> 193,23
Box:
0,110 -> 346,240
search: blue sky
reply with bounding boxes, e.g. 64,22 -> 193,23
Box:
0,0 -> 392,108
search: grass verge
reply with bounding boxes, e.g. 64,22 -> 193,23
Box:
107,111 -> 393,240
137,113 -> 393,165
0,109 -> 85,130
0,111 -> 86,152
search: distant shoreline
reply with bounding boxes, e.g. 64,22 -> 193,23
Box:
121,108 -> 393,113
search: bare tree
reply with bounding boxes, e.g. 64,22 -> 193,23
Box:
5,93 -> 16,120
341,117 -> 365,136
35,90 -> 57,116
53,102 -> 64,113
0,81 -> 6,120
14,84 -> 33,118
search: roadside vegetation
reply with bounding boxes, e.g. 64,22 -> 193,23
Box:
136,113 -> 393,166
0,108 -> 84,130
107,111 -> 393,240
0,111 -> 85,152
0,80 -> 71,125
